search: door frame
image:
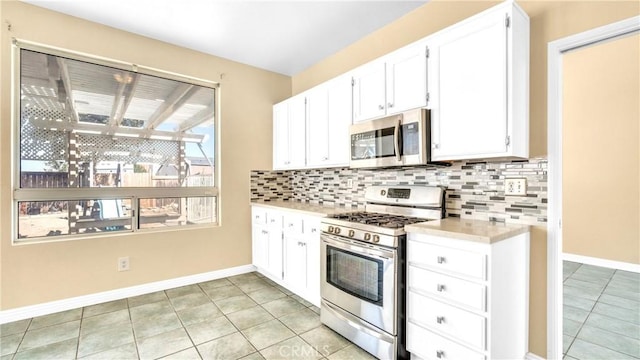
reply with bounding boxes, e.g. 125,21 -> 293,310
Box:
546,16 -> 640,360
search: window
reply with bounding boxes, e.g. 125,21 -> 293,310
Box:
13,40 -> 219,243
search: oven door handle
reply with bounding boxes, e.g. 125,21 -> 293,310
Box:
322,235 -> 395,261
323,300 -> 396,343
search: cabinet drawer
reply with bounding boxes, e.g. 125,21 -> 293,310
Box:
266,211 -> 282,228
408,265 -> 486,312
283,214 -> 303,234
408,241 -> 486,280
304,217 -> 321,237
407,322 -> 485,360
252,208 -> 267,225
408,291 -> 486,350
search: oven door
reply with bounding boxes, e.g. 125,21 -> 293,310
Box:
321,233 -> 397,335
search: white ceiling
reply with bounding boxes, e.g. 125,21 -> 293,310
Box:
22,0 -> 428,76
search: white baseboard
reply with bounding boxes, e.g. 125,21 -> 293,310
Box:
563,253 -> 640,273
526,352 -> 546,360
0,264 -> 256,324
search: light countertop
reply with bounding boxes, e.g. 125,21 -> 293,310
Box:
405,218 -> 530,244
251,200 -> 356,217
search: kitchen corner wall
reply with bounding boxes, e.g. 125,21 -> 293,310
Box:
251,157 -> 547,227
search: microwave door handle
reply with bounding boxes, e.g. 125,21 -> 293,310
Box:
394,119 -> 401,162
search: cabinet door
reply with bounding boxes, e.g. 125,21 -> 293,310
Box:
386,43 -> 428,114
304,217 -> 321,306
306,85 -> 330,167
284,235 -> 307,294
352,61 -> 386,122
307,76 -> 352,168
251,225 -> 269,270
252,225 -> 269,271
326,76 -> 352,166
431,11 -> 508,160
272,102 -> 290,169
288,94 -> 307,168
266,228 -> 284,280
273,95 -> 306,170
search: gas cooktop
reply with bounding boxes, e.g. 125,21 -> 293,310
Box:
327,212 -> 427,229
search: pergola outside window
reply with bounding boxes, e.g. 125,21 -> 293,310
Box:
13,40 -> 219,243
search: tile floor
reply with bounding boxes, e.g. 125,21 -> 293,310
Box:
0,272 -> 376,360
563,261 -> 640,360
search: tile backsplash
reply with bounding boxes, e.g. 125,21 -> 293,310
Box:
251,158 -> 547,225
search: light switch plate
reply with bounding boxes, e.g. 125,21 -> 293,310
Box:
505,178 -> 527,196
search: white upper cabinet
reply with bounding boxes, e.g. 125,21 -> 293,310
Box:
352,42 -> 428,123
273,93 -> 306,170
386,42 -> 429,115
352,61 -> 386,122
430,2 -> 529,161
307,75 -> 352,168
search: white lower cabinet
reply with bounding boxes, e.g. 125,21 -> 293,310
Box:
406,232 -> 529,360
251,205 -> 321,306
251,207 -> 283,280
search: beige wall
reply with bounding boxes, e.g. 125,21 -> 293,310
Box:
0,1 -> 290,309
291,1 -> 640,356
2,0 -> 639,357
563,33 -> 640,263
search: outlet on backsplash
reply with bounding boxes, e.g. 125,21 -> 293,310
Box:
505,178 -> 527,196
346,179 -> 354,188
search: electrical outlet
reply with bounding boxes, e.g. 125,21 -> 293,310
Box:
505,178 -> 527,196
346,179 -> 353,188
117,256 -> 130,271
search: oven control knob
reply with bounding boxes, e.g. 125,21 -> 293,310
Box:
372,235 -> 380,243
328,226 -> 334,233
364,233 -> 371,241
348,230 -> 355,237
334,227 -> 341,235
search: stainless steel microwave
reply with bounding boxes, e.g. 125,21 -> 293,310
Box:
349,108 -> 431,168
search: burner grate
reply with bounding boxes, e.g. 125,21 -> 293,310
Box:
328,212 -> 427,229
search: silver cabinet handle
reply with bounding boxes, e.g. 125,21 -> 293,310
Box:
322,156 -> 328,161
311,228 -> 317,233
261,230 -> 268,235
388,103 -> 394,108
433,143 -> 440,149
437,256 -> 446,264
436,350 -> 445,359
436,316 -> 445,324
437,284 -> 446,292
378,104 -> 384,110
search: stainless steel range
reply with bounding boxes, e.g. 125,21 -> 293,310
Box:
320,185 -> 445,360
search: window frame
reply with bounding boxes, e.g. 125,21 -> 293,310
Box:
11,38 -> 221,244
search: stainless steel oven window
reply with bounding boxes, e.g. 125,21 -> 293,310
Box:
326,245 -> 384,305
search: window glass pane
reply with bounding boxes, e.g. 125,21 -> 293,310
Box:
18,199 -> 132,240
138,197 -> 216,229
19,49 -> 215,189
